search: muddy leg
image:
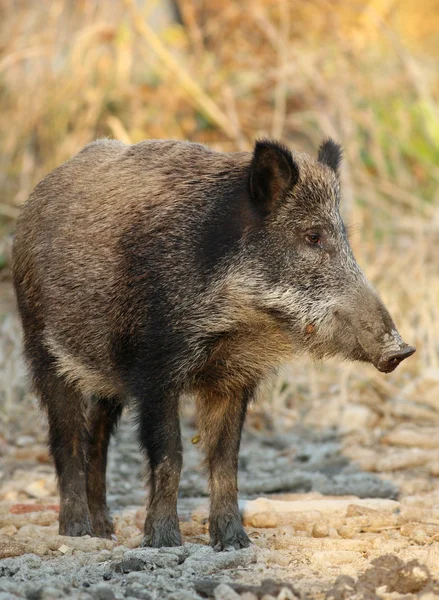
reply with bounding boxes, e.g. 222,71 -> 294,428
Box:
196,387 -> 253,551
37,368 -> 92,537
138,389 -> 182,548
86,397 -> 123,538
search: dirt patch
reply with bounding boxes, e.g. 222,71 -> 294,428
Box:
326,555 -> 438,599
2,311 -> 439,599
2,416 -> 439,599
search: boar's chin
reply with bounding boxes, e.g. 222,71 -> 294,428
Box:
306,330 -> 375,367
315,345 -> 372,365
303,320 -> 370,365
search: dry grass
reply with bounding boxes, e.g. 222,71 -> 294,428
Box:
0,0 -> 438,423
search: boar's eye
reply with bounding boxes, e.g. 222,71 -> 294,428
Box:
305,232 -> 322,247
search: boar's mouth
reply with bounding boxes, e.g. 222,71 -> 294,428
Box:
375,345 -> 416,373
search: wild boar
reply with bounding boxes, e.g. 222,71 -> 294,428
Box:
12,138 -> 415,550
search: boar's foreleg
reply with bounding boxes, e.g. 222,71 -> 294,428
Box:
196,386 -> 253,551
139,388 -> 183,548
86,397 -> 123,538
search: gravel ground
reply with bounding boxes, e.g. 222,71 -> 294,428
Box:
2,301 -> 439,599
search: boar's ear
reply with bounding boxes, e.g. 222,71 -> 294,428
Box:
318,138 -> 343,174
249,140 -> 299,215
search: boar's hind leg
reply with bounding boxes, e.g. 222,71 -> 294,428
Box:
196,387 -> 253,551
86,397 -> 123,538
34,360 -> 92,537
138,390 -> 182,548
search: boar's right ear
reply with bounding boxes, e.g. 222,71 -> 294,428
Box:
318,138 -> 343,174
249,140 -> 299,215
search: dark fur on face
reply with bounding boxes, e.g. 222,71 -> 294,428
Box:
12,137 -> 414,549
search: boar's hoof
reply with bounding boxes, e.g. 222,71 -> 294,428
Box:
90,510 -> 114,539
142,516 -> 182,548
59,515 -> 94,537
210,515 -> 251,551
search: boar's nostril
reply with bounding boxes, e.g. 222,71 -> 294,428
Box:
377,345 -> 416,373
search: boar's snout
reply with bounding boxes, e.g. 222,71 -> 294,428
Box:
331,286 -> 415,373
376,344 -> 416,373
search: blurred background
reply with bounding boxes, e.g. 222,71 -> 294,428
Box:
0,0 -> 438,470
1,5 -> 439,592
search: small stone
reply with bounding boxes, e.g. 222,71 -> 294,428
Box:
191,505 -> 209,524
410,528 -> 429,544
45,534 -> 114,553
0,535 -> 26,558
375,448 -> 430,472
0,563 -> 19,577
110,545 -> 130,560
393,560 -> 431,594
24,555 -> 42,569
25,588 -> 43,600
125,582 -> 152,599
401,522 -> 439,540
213,583 -> 241,600
346,504 -> 378,517
95,549 -> 112,562
153,553 -> 179,568
277,588 -> 298,600
16,435 -> 36,447
40,587 -> 65,600
113,557 -> 145,573
0,525 -> 17,536
58,544 -> 71,554
118,525 -> 139,540
168,593 -> 201,600
312,522 -> 329,538
382,426 -> 439,449
338,524 -> 357,539
325,575 -> 356,600
123,534 -> 143,548
24,479 -> 54,499
250,511 -> 278,528
89,584 -> 115,600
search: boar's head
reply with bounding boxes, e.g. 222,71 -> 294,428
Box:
239,139 -> 415,373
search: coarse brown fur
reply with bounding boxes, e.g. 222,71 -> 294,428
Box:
12,137 -> 414,549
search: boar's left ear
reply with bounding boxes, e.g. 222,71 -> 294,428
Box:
318,138 -> 343,174
249,140 -> 299,215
